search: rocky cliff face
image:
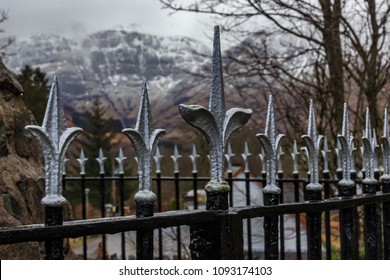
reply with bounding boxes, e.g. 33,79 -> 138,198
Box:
4,30 -> 210,140
0,58 -> 45,259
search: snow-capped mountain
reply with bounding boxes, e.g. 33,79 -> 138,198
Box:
4,29 -> 212,139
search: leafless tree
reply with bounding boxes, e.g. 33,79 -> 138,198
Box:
160,0 -> 390,143
0,9 -> 14,58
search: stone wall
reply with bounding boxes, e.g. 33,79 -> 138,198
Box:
0,58 -> 45,259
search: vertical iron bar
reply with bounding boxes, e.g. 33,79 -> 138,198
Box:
119,173 -> 125,260
351,170 -> 360,257
136,201 -> 154,259
156,171 -> 163,260
263,193 -> 279,259
228,171 -> 233,207
306,190 -> 322,259
193,171 -> 198,210
99,173 -> 107,260
363,180 -> 379,259
278,171 -> 285,260
81,174 -> 87,260
338,179 -> 357,259
383,180 -> 390,259
293,171 -> 302,260
374,170 -> 383,259
323,170 -> 331,259
44,206 -> 64,260
174,171 -> 182,260
245,170 -> 252,259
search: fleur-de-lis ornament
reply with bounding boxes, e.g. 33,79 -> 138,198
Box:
25,76 -> 82,206
171,145 -> 181,173
190,144 -> 200,173
242,142 -> 251,172
115,147 -> 127,175
337,103 -> 355,195
178,26 -> 252,194
153,146 -> 163,174
77,148 -> 88,175
291,140 -> 300,174
225,143 -> 235,173
256,95 -> 285,194
302,99 -> 323,192
123,82 -> 166,203
362,108 -> 377,182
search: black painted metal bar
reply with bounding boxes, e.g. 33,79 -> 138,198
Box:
228,171 -> 233,207
338,178 -> 357,260
119,173 -> 126,260
136,201 -> 155,259
44,206 -> 64,260
363,179 -> 379,259
374,170 -> 383,259
278,171 -> 285,260
174,171 -> 182,259
80,174 -> 87,260
293,171 -> 302,260
350,171 -> 359,257
99,173 -> 107,260
322,170 -> 331,259
193,171 -> 198,210
156,171 -> 163,260
383,179 -> 390,259
306,189 -> 323,260
263,193 -> 279,259
244,170 -> 252,259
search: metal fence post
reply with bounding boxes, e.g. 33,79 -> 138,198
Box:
25,76 -> 82,259
123,82 -> 166,260
362,108 -> 380,259
242,142 -> 252,259
115,147 -> 127,260
291,140 -> 302,260
153,147 -> 164,259
190,145 -> 200,210
171,145 -> 182,259
77,149 -> 88,259
337,103 -> 358,259
381,108 -> 390,260
179,26 -> 252,259
301,100 -> 323,260
257,95 -> 285,260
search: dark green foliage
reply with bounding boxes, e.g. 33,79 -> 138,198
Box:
17,65 -> 49,124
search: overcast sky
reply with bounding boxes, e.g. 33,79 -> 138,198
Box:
1,0 -> 214,43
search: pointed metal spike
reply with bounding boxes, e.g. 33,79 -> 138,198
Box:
265,95 -> 276,149
384,108 -> 389,138
171,145 -> 182,173
259,147 -> 266,173
189,144 -> 200,173
96,148 -> 107,175
291,140 -> 300,173
335,136 -> 342,172
382,108 -> 390,175
351,141 -> 357,172
277,146 -> 284,172
322,137 -> 330,172
153,146 -> 163,173
365,107 -> 372,140
77,148 -> 88,175
301,147 -> 311,175
342,103 -> 350,140
225,142 -> 235,173
136,82 -> 153,143
241,142 -> 251,172
62,156 -> 69,176
256,95 -> 285,193
209,25 -> 225,133
115,147 -> 127,175
25,76 -> 82,206
307,99 -> 317,146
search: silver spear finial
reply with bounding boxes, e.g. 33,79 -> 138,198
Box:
77,148 -> 88,175
277,146 -> 284,173
115,147 -> 127,175
62,156 -> 69,176
25,76 -> 82,206
335,139 -> 342,173
337,103 -> 355,188
291,140 -> 300,174
256,95 -> 285,194
301,99 -> 323,190
190,144 -> 200,173
153,146 -> 163,173
225,143 -> 235,173
122,82 -> 166,203
362,108 -> 376,180
96,148 -> 107,175
321,137 -> 330,173
171,145 -> 181,173
178,26 -> 252,192
259,148 -> 266,173
242,142 -> 251,172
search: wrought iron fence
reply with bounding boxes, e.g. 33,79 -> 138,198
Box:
1,26 -> 390,260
